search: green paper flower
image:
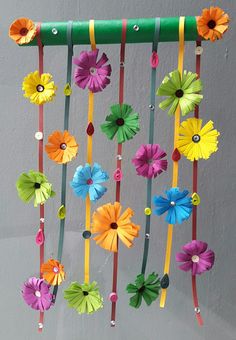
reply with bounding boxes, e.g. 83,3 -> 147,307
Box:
100,103 -> 140,143
64,281 -> 103,314
126,272 -> 161,308
16,170 -> 55,207
157,69 -> 203,116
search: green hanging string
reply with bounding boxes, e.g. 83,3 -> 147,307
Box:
141,17 -> 160,275
53,20 -> 73,302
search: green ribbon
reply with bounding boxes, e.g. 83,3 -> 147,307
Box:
141,18 -> 160,275
53,21 -> 73,302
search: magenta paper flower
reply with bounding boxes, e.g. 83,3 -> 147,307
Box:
22,277 -> 53,311
73,49 -> 112,93
132,144 -> 168,179
176,240 -> 215,275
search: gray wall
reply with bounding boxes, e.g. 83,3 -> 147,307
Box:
1,0 -> 235,339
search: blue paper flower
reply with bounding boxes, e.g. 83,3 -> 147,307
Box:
70,163 -> 109,202
153,187 -> 192,224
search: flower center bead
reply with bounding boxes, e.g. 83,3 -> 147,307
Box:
53,267 -> 59,273
83,291 -> 89,296
192,255 -> 200,263
175,89 -> 184,98
116,118 -> 125,126
147,158 -> 153,164
89,67 -> 97,75
138,286 -> 145,293
20,27 -> 29,36
86,178 -> 93,185
192,134 -> 201,143
170,201 -> 176,206
35,290 -> 41,298
110,222 -> 118,229
60,143 -> 67,150
207,20 -> 216,29
34,182 -> 41,189
36,84 -> 45,92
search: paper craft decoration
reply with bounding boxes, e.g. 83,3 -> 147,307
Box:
41,259 -> 65,286
22,277 -> 52,312
9,17 -> 36,44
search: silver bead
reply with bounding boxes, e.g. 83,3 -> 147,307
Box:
35,131 -> 43,141
116,154 -> 122,161
145,233 -> 150,239
195,46 -> 203,55
133,24 -> 140,31
52,28 -> 58,35
110,320 -> 116,326
149,104 -> 155,110
40,218 -> 45,223
38,323 -> 43,329
170,201 -> 176,206
195,307 -> 200,314
120,62 -> 125,67
192,134 -> 201,143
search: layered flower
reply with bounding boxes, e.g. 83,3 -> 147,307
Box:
22,277 -> 52,311
22,71 -> 57,105
157,70 -> 203,116
178,118 -> 220,161
132,144 -> 168,179
91,202 -> 140,252
9,17 -> 36,45
64,281 -> 103,314
70,163 -> 109,202
74,49 -> 112,93
45,130 -> 78,164
41,259 -> 65,286
176,240 -> 215,275
101,103 -> 140,143
126,272 -> 161,308
16,170 -> 55,207
153,187 -> 192,224
197,7 -> 229,42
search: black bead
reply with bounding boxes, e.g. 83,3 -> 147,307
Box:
160,274 -> 170,289
82,230 -> 91,239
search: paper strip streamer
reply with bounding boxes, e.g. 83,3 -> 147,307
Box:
160,16 -> 185,308
110,18 -> 127,327
52,21 -> 73,303
141,17 -> 160,275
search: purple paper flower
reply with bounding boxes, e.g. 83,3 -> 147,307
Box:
22,277 -> 53,311
176,240 -> 215,275
73,49 -> 112,93
132,144 -> 168,179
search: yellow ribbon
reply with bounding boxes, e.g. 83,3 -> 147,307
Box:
84,20 -> 96,284
160,16 -> 185,308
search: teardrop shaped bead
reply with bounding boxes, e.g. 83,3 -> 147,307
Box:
160,273 -> 170,289
113,168 -> 123,181
150,51 -> 159,68
87,122 -> 95,136
36,229 -> 45,246
172,148 -> 181,161
192,192 -> 201,206
64,83 -> 72,96
57,205 -> 66,219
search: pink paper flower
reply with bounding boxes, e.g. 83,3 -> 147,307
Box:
73,49 -> 112,93
22,277 -> 52,311
176,240 -> 215,275
132,144 -> 168,179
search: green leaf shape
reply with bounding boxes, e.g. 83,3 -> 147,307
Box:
64,281 -> 103,315
157,69 -> 203,116
100,103 -> 140,143
16,170 -> 55,207
126,272 -> 161,309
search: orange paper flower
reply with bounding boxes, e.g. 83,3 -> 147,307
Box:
92,202 -> 140,252
197,7 -> 229,42
9,17 -> 36,45
45,130 -> 78,164
41,259 -> 65,286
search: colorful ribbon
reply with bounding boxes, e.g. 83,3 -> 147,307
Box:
110,18 -> 127,327
141,17 -> 160,275
160,16 -> 185,308
192,39 -> 203,326
52,21 -> 73,303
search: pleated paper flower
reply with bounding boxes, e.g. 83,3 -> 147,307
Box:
92,202 -> 140,252
9,17 -> 36,45
22,277 -> 52,311
176,240 -> 215,275
197,7 -> 229,42
74,49 -> 112,93
64,281 -> 103,314
45,130 -> 78,164
132,144 -> 168,179
22,71 -> 57,105
16,170 -> 55,207
70,163 -> 109,202
126,272 -> 161,308
178,118 -> 220,161
101,104 -> 140,143
157,70 -> 203,116
153,187 -> 192,224
41,259 -> 65,286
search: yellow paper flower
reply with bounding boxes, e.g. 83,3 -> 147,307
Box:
197,7 -> 229,42
9,17 -> 36,45
41,259 -> 65,286
22,71 -> 57,105
177,118 -> 220,161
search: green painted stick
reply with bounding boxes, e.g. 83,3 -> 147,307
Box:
21,17 -> 199,46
